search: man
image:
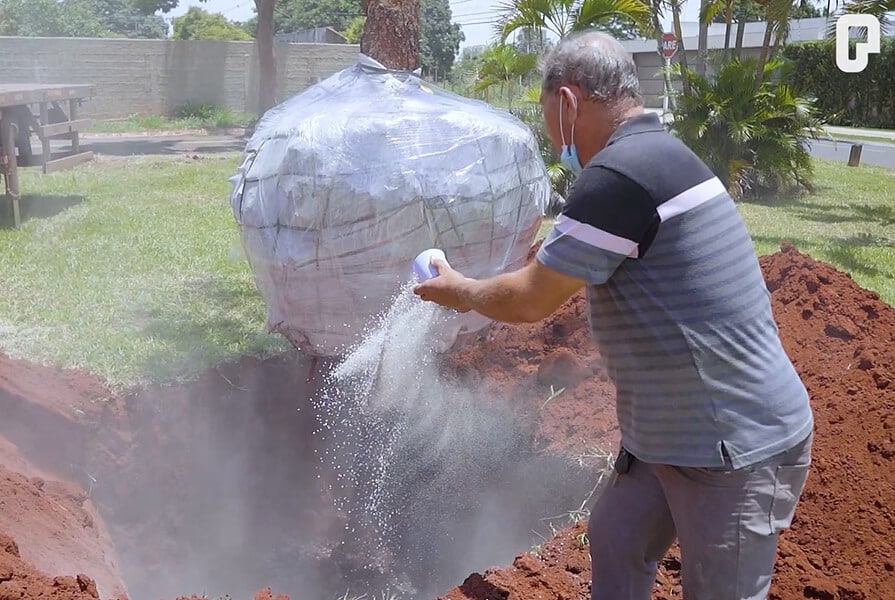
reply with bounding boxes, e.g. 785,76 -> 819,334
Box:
414,30 -> 814,600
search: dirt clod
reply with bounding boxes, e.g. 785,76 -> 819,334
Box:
537,349 -> 592,389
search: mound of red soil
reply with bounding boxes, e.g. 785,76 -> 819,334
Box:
439,242 -> 895,600
0,531 -> 101,600
0,355 -> 127,600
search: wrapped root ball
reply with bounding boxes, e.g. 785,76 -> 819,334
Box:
229,55 -> 551,357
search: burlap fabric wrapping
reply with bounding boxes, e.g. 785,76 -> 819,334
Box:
229,54 -> 551,357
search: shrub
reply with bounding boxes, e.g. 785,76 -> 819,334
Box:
173,103 -> 256,128
669,57 -> 826,200
783,38 -> 895,129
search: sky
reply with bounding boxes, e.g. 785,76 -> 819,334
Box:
165,0 -> 703,49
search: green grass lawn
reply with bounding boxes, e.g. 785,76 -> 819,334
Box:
0,153 -> 288,388
0,155 -> 891,388
738,160 -> 895,304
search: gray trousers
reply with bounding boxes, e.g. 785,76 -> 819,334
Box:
588,432 -> 813,600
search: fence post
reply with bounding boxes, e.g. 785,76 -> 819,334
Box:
847,143 -> 863,167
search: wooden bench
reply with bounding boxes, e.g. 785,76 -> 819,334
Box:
0,83 -> 95,227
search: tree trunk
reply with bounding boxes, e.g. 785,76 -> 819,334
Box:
361,0 -> 420,70
671,0 -> 691,95
254,0 -> 277,113
734,13 -> 747,59
723,0 -> 734,60
697,0 -> 709,76
753,21 -> 775,89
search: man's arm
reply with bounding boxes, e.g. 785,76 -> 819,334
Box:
457,258 -> 584,323
415,166 -> 659,321
414,257 -> 584,324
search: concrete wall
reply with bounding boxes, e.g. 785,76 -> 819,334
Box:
632,48 -> 762,108
0,36 -> 359,118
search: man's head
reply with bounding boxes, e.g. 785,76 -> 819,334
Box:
539,31 -> 643,170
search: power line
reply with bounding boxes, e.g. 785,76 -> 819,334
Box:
456,19 -> 501,27
453,9 -> 501,19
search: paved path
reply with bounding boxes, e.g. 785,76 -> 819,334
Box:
644,108 -> 894,169
807,138 -> 895,169
822,125 -> 895,141
80,132 -> 246,156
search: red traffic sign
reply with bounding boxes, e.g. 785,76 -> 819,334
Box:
661,32 -> 678,59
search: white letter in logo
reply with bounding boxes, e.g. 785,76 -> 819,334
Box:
836,14 -> 882,73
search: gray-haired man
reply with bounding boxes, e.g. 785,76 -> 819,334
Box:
414,30 -> 814,600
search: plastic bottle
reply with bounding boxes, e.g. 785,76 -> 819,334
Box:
412,248 -> 448,282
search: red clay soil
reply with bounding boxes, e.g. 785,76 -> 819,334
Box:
0,531 -> 102,600
439,242 -> 895,600
0,355 -> 127,600
0,242 -> 894,600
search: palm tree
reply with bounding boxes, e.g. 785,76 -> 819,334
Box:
495,0 -> 655,42
753,0 -> 795,87
669,57 -> 825,198
473,43 -> 539,109
700,0 -> 738,61
826,0 -> 893,36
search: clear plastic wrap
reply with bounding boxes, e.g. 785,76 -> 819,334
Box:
229,54 -> 551,357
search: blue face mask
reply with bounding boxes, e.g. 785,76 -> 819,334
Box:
559,98 -> 582,174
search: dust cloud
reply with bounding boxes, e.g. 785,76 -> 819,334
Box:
84,284 -> 594,600
313,282 -> 596,598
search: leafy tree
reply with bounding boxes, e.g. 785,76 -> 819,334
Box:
0,0 -> 110,37
419,0 -> 464,78
94,0 -> 167,38
172,6 -> 252,40
132,0 -> 179,14
341,15 -> 366,42
264,0 -> 362,34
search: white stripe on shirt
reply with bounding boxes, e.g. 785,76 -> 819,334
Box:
554,214 -> 639,257
657,177 -> 727,222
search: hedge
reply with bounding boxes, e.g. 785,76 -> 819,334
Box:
782,38 -> 895,129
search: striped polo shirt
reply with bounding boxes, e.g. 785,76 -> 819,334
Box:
536,112 -> 814,469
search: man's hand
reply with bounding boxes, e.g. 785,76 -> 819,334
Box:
413,259 -> 472,312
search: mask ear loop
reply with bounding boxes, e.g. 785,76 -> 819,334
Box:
558,97 -> 567,148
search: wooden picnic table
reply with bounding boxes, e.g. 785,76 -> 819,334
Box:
0,83 -> 95,227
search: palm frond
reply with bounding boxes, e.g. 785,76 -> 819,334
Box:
699,0 -> 728,25
521,84 -> 543,104
576,0 -> 654,35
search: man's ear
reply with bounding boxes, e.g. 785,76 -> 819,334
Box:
558,86 -> 579,122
